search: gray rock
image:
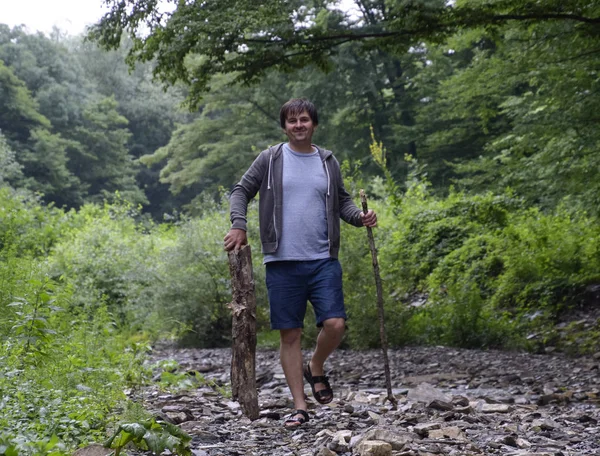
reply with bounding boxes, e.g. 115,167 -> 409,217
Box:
355,439 -> 392,456
413,422 -> 441,436
531,418 -> 559,430
427,426 -> 466,441
191,450 -> 209,456
359,428 -> 415,450
407,383 -> 452,405
427,399 -> 454,411
328,430 -> 352,452
165,410 -> 195,423
137,345 -> 600,456
480,403 -> 512,413
191,430 -> 221,443
72,445 -> 112,456
317,448 -> 337,456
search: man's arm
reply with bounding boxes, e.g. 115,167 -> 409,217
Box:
224,150 -> 268,251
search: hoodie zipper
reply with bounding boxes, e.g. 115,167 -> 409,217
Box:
269,147 -> 278,249
323,156 -> 331,253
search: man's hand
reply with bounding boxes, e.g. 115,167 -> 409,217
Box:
360,210 -> 377,227
224,228 -> 248,251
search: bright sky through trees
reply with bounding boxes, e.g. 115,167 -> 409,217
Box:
2,0 -> 109,35
3,0 -> 358,36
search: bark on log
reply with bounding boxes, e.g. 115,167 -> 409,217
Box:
227,245 -> 260,420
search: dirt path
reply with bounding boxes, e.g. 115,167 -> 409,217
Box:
142,346 -> 600,455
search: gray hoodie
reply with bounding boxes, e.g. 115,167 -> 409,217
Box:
229,143 -> 363,258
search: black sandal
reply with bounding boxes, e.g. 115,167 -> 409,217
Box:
303,363 -> 333,404
284,409 -> 309,428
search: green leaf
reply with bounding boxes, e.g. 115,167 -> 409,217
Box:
143,431 -> 164,454
120,423 -> 147,439
162,422 -> 191,442
46,435 -> 60,450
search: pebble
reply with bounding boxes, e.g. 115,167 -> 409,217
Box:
132,345 -> 600,456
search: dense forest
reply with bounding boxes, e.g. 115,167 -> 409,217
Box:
1,0 -> 599,453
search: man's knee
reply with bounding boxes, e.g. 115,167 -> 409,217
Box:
280,328 -> 302,346
322,317 -> 345,335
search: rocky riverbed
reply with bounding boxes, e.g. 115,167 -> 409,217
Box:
139,346 -> 600,456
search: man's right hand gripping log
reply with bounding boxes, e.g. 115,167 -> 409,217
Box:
224,98 -> 376,428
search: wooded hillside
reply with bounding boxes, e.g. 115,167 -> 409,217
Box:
0,0 -> 599,453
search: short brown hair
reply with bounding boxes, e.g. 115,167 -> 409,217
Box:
279,98 -> 318,128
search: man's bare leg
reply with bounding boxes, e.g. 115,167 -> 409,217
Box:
280,328 -> 308,426
309,317 -> 345,395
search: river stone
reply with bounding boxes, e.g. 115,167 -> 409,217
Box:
317,448 -> 337,456
368,411 -> 382,423
179,420 -> 205,432
141,345 -> 600,456
358,428 -> 415,450
191,450 -> 209,456
516,437 -> 532,448
428,426 -> 466,440
332,429 -> 352,444
355,440 -> 393,456
407,383 -> 452,404
72,445 -> 112,456
427,399 -> 454,411
413,422 -> 441,436
165,410 -> 194,423
452,395 -> 470,406
481,403 -> 512,413
329,430 -> 352,452
531,418 -> 558,430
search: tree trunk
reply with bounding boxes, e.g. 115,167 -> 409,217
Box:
227,245 -> 259,420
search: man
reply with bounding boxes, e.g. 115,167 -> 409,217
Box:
224,98 -> 377,428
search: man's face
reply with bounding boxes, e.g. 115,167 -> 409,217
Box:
283,110 -> 316,144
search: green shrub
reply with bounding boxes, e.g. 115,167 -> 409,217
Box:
339,196 -> 394,349
0,188 -> 65,258
0,249 -> 148,454
339,165 -> 600,353
49,200 -> 168,336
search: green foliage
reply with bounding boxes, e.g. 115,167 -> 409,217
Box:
411,8 -> 600,210
0,187 -> 65,257
138,203 -> 263,347
0,193 -> 149,454
338,165 -> 600,351
49,199 -> 163,329
67,97 -> 147,206
0,132 -> 24,188
70,36 -> 192,216
140,72 -> 282,201
0,190 -> 155,454
385,188 -> 520,292
105,419 -> 191,456
1,10 -> 600,452
0,60 -> 50,144
90,0 -> 599,109
0,25 -> 190,214
154,359 -> 231,397
22,129 -> 83,207
0,433 -> 66,456
49,193 -> 268,348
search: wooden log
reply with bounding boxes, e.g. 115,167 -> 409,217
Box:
227,245 -> 260,420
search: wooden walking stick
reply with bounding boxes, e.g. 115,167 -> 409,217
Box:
360,189 -> 397,410
227,245 -> 260,420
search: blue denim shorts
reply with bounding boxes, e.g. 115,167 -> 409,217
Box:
265,258 -> 347,330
